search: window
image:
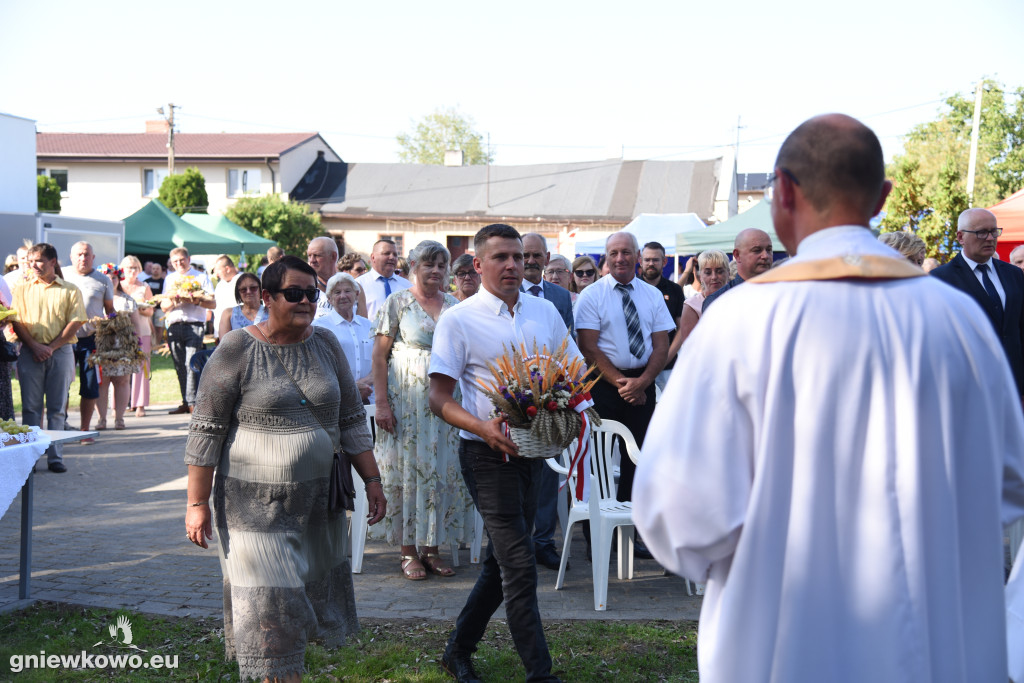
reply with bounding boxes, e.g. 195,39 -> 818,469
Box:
39,168 -> 69,196
379,234 -> 404,256
228,168 -> 262,197
143,168 -> 168,197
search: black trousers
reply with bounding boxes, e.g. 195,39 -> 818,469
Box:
448,439 -> 558,682
589,368 -> 656,502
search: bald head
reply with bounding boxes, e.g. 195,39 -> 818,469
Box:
776,114 -> 886,217
733,228 -> 773,280
306,236 -> 339,282
1010,245 -> 1024,271
957,208 -> 1000,263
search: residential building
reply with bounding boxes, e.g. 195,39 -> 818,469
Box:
291,155 -> 730,258
36,125 -> 341,220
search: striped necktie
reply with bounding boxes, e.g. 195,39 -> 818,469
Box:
615,283 -> 645,359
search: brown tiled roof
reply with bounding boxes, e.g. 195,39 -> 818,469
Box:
37,132 -> 320,160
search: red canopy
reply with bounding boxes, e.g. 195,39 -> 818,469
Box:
991,188 -> 1024,260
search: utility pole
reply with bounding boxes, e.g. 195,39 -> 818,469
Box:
966,80 -> 984,207
157,103 -> 179,176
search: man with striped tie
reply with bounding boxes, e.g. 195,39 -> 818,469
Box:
574,231 -> 675,517
357,239 -> 411,321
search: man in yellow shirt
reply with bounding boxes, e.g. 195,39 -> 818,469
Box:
10,243 -> 87,472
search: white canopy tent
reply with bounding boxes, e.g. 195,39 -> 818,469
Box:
576,213 -> 706,255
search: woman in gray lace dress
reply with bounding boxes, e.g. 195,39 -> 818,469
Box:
184,256 -> 386,682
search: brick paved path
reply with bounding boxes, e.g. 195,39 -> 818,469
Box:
0,409 -> 700,622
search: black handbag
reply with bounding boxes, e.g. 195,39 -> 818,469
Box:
259,328 -> 356,512
0,341 -> 17,363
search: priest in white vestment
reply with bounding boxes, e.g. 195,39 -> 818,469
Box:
634,114 -> 1024,683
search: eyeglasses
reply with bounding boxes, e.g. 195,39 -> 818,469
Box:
270,287 -> 319,303
351,266 -> 367,275
238,285 -> 261,294
574,268 -> 596,278
961,228 -> 1003,240
454,271 -> 479,279
764,168 -> 800,203
545,268 -> 569,276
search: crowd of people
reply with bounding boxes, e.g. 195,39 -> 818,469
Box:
8,112 -> 1024,681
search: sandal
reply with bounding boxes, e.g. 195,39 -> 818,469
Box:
114,419 -> 126,430
400,555 -> 427,581
95,420 -> 107,430
420,552 -> 456,577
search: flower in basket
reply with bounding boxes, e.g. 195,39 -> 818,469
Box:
171,275 -> 206,299
476,338 -> 602,456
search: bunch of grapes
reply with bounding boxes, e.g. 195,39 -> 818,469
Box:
0,419 -> 30,435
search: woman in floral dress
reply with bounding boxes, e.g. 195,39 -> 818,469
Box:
371,240 -> 471,580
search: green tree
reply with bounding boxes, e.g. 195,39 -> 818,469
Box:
37,174 -> 61,213
881,80 -> 1024,259
158,167 -> 209,216
396,107 -> 493,165
225,194 -> 323,256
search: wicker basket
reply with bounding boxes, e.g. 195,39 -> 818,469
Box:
508,425 -> 564,459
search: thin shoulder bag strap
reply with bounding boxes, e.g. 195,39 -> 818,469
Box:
252,325 -> 335,441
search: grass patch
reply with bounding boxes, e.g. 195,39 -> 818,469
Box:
11,348 -> 184,416
0,603 -> 699,681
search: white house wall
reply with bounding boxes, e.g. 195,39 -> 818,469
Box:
42,161 -> 279,221
0,113 -> 37,214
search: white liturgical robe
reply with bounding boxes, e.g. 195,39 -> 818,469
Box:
634,226 -> 1024,683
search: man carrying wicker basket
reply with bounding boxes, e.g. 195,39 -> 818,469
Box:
429,224 -> 589,683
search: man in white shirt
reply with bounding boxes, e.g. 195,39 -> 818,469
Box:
574,231 -> 674,507
429,224 -> 576,683
161,247 -> 215,414
357,239 -> 411,321
306,236 -> 338,320
211,254 -> 240,340
62,241 -> 114,432
634,114 -> 1024,683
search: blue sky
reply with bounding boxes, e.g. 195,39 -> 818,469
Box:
2,0 -> 1022,173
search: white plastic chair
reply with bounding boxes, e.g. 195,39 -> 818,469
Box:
550,418 -> 641,610
350,405 -> 375,574
350,404 -> 484,572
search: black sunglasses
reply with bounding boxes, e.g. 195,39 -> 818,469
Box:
270,287 -> 319,303
574,268 -> 596,278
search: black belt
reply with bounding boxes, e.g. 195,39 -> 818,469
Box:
169,320 -> 204,327
616,366 -> 647,378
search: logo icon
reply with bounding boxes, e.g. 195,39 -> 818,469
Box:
92,616 -> 147,652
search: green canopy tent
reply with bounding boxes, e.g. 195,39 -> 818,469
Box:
674,200 -> 786,255
124,199 -> 242,255
181,213 -> 276,254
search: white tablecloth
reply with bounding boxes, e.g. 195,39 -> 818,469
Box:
0,429 -> 50,519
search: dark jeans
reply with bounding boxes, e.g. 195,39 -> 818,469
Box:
589,369 -> 656,502
167,322 -> 205,406
449,439 -> 558,682
72,334 -> 99,399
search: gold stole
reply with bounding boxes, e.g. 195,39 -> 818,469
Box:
748,254 -> 926,283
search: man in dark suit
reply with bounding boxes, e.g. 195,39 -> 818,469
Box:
932,208 -> 1024,398
520,232 -> 574,570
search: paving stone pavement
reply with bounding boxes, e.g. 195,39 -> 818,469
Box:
0,407 -> 701,623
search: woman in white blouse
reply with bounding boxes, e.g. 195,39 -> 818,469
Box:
312,272 -> 373,403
